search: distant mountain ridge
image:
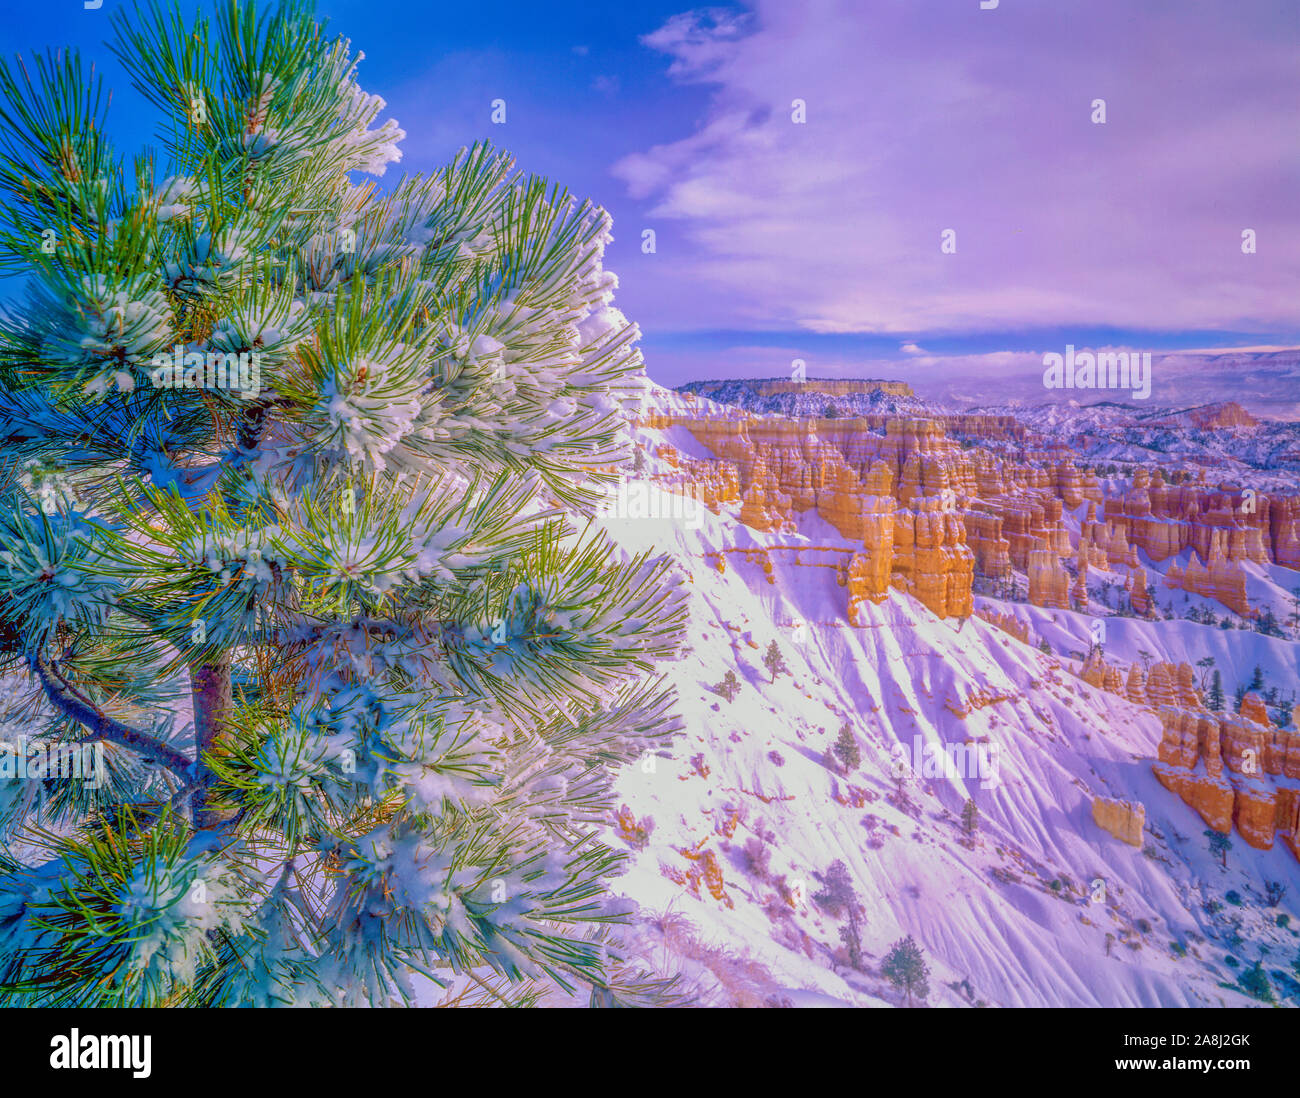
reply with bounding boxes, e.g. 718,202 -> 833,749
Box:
677,377 -> 924,418
668,376 -> 1300,475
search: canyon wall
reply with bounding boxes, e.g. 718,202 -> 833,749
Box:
638,404 -> 1299,624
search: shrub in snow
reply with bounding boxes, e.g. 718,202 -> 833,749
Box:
1239,961 -> 1274,1003
712,670 -> 742,702
742,836 -> 772,880
0,0 -> 687,1006
960,797 -> 979,842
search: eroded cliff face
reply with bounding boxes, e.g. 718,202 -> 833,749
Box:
608,383 -> 1300,1005
1092,796 -> 1146,847
1152,693 -> 1300,858
675,414 -> 978,619
1072,649 -> 1300,859
633,396 -> 1300,863
637,403 -> 1299,627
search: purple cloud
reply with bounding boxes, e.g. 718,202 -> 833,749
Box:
613,0 -> 1300,337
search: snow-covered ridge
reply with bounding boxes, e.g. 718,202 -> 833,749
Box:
674,376 -> 934,420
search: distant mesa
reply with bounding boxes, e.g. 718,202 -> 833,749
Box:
1138,401 -> 1258,430
681,377 -> 915,399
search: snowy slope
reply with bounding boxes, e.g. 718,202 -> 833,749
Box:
589,390 -> 1300,1008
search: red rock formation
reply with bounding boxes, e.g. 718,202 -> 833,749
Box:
1092,797 -> 1145,847
1124,664 -> 1146,704
891,502 -> 974,619
1072,557 -> 1089,610
975,608 -> 1031,644
1143,401 -> 1258,430
1165,534 -> 1251,617
635,400 -> 1297,645
1065,652 -> 1298,860
1027,546 -> 1069,609
1128,567 -> 1151,615
965,507 -> 1012,577
1152,763 -> 1236,835
1152,703 -> 1300,856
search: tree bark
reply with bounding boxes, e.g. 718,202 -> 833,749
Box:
191,656 -> 236,829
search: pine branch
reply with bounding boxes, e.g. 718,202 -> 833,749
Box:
31,656 -> 197,782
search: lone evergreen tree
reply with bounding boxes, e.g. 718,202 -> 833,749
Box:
1208,670 -> 1224,712
830,723 -> 860,774
813,859 -> 864,971
1205,829 -> 1233,868
882,934 -> 929,1006
961,798 -> 979,843
0,0 -> 689,1007
1195,655 -> 1215,693
762,639 -> 789,683
813,858 -> 856,918
1249,665 -> 1264,692
889,746 -> 913,810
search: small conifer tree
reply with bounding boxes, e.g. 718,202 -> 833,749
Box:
1208,670 -> 1225,712
713,670 -> 741,703
814,859 -> 864,971
1238,960 -> 1274,1003
882,934 -> 929,1006
961,798 -> 979,842
1205,829 -> 1233,868
762,640 -> 789,683
831,723 -> 860,774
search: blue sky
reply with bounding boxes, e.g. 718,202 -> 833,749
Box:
2,0 -> 1298,409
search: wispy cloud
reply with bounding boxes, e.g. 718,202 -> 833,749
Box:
614,0 -> 1300,338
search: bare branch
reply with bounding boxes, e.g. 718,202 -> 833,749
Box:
32,656 -> 198,782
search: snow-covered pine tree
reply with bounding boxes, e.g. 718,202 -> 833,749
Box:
0,0 -> 688,1007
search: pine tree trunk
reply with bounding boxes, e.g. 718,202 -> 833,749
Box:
191,657 -> 236,829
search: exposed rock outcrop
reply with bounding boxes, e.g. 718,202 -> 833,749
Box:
1092,797 -> 1145,847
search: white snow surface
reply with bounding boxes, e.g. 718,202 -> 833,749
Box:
586,385 -> 1300,1008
